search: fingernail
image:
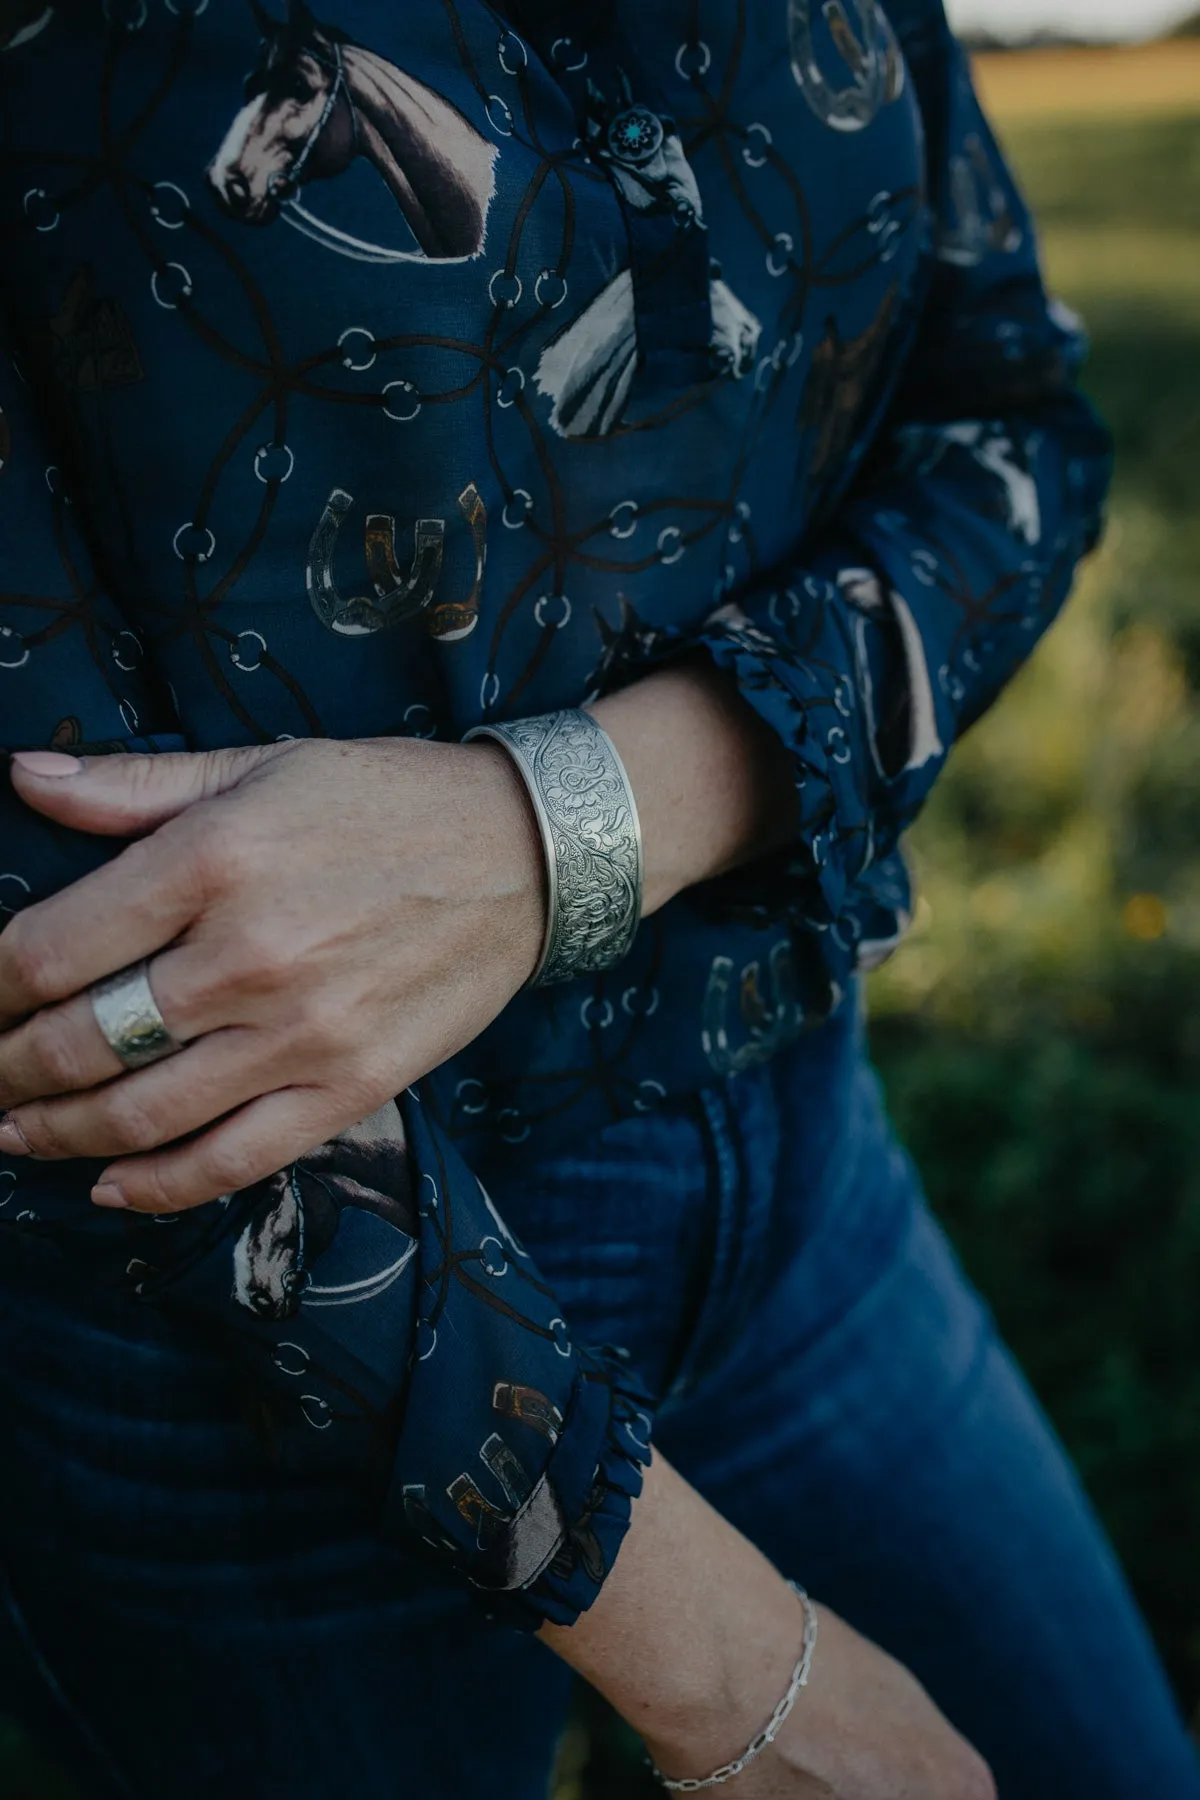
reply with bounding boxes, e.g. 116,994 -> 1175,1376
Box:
91,1183 -> 129,1210
0,1116 -> 30,1155
11,750 -> 84,777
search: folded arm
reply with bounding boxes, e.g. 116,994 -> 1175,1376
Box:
0,18 -> 1109,1206
642,19 -> 1112,1005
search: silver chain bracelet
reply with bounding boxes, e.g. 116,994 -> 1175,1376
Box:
648,1583 -> 819,1791
465,708 -> 643,987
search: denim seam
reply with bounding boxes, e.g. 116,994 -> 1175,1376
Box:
0,1551 -> 141,1800
663,1087 -> 744,1399
678,1068 -> 790,1393
720,1057 -> 786,1344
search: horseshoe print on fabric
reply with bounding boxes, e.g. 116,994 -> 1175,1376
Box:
308,483 -> 488,639
402,1382 -> 570,1590
427,483 -> 487,644
308,489 -> 445,636
701,943 -> 806,1078
788,0 -> 905,132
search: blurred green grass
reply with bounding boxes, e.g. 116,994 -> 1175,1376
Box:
868,78 -> 1200,1715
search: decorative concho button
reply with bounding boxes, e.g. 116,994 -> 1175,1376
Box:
607,104 -> 664,166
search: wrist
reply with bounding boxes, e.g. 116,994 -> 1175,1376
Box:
639,1580 -> 812,1781
586,660 -> 798,918
541,1461 -> 811,1784
460,739 -> 548,990
464,711 -> 642,987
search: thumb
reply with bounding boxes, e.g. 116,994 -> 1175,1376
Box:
7,745 -> 278,836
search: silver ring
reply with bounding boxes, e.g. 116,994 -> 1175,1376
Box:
90,960 -> 184,1071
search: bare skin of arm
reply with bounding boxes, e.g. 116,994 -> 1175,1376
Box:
588,657 -> 800,913
0,661 -> 993,1798
540,1454 -> 995,1799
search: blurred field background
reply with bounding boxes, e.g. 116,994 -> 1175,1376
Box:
1,24 -> 1196,1800
557,28 -> 1200,1800
872,25 -> 1200,1716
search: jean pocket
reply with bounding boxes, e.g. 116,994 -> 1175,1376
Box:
477,1097 -> 719,1400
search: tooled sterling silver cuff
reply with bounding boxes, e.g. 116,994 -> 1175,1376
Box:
465,709 -> 643,988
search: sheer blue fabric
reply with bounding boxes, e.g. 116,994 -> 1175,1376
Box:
0,0 -> 1111,1626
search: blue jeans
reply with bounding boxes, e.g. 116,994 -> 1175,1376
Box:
1,1009 -> 1196,1799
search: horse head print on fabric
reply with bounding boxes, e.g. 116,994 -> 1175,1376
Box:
231,1102 -> 417,1322
206,0 -> 497,262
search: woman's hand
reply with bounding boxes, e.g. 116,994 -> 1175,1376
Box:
0,660 -> 798,1213
0,737 -> 545,1212
541,1457 -> 995,1800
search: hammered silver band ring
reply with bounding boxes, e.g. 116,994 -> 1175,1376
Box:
466,709 -> 643,988
90,959 -> 184,1071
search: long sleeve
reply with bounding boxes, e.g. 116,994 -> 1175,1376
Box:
682,10 -> 1113,1006
0,329 -> 184,909
0,333 -> 651,1633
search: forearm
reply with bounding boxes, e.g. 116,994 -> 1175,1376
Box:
537,1455 -> 995,1800
586,658 -> 799,917
533,682 -> 806,1757
538,1453 -> 804,1769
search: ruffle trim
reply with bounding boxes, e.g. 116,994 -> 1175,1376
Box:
500,1347 -> 654,1629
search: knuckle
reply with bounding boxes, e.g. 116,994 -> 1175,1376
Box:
14,1106 -> 64,1158
294,993 -> 350,1056
209,1142 -> 267,1197
100,1089 -> 163,1155
187,815 -> 254,895
231,926 -> 298,992
942,1751 -> 996,1800
124,751 -> 175,799
29,1011 -> 89,1089
184,832 -> 227,897
129,1163 -> 195,1215
4,922 -> 62,1007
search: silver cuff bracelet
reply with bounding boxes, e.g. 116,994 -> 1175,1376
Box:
466,709 -> 644,988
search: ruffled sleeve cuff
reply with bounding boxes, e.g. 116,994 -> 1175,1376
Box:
381,1089 -> 653,1629
71,1075 -> 654,1634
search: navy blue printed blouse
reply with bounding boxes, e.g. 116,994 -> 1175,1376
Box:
0,0 -> 1111,1626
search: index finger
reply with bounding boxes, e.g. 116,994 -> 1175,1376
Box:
0,826 -> 202,1026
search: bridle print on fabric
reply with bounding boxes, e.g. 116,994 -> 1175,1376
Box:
267,36 -> 358,199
